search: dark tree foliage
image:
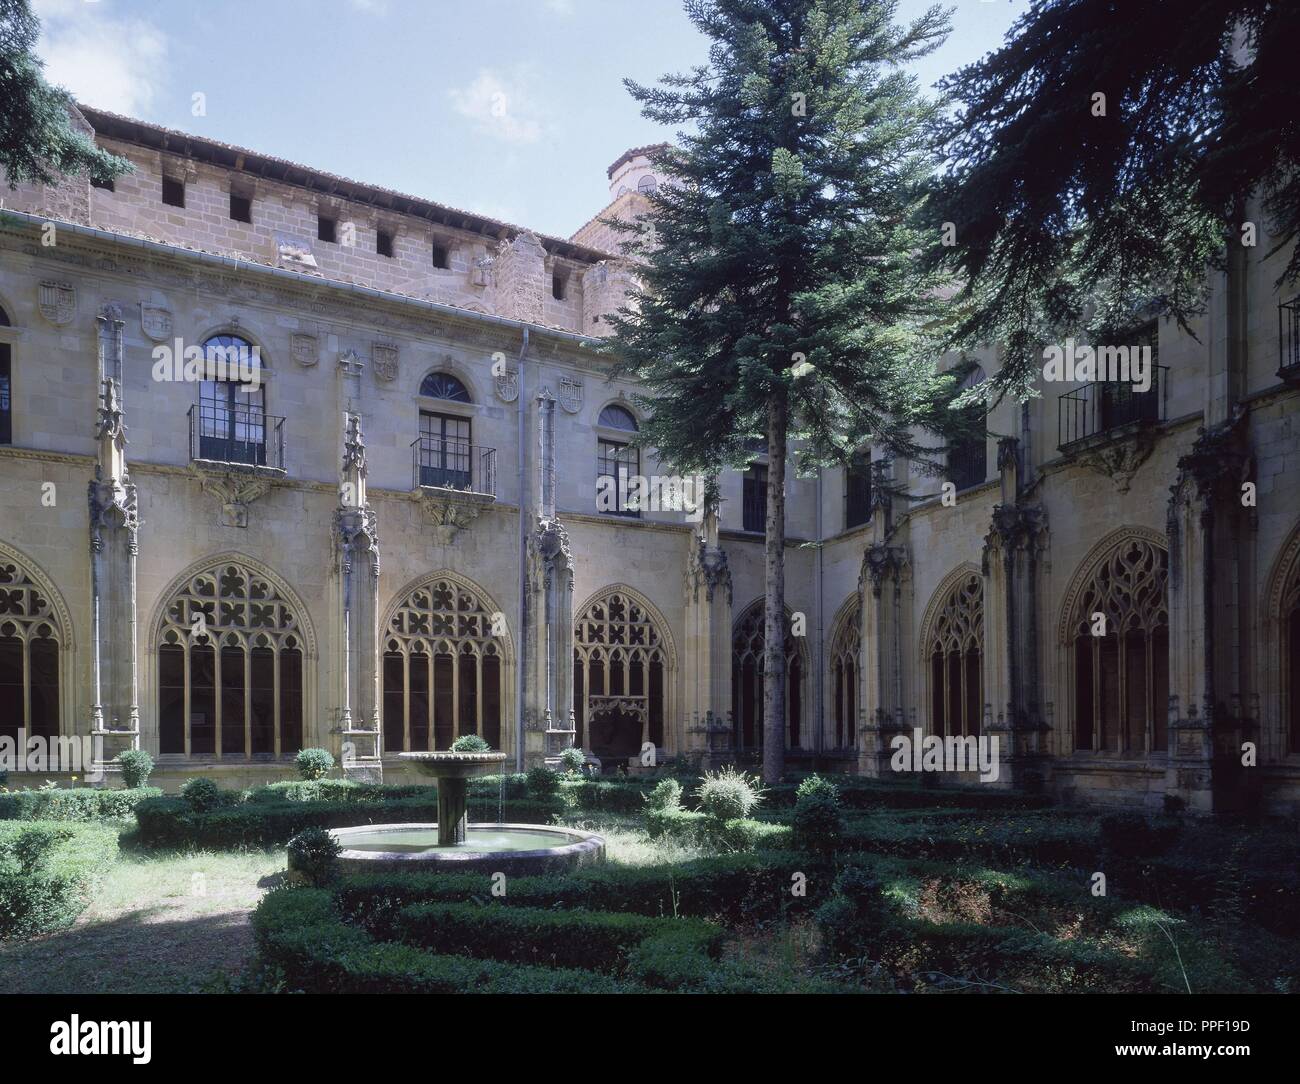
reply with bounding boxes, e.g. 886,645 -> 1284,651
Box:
603,0 -> 956,781
0,0 -> 131,188
928,0 -> 1300,402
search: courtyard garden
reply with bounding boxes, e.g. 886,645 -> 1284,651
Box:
2,750 -> 1298,995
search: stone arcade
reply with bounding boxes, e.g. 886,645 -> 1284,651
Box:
1,108 -> 1298,813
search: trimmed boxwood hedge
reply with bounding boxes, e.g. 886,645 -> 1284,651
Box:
0,820 -> 118,942
0,786 -> 164,822
645,807 -> 793,851
134,793 -> 564,848
393,900 -> 723,982
252,887 -> 640,993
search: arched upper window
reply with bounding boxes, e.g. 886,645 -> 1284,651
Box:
637,175 -> 658,194
925,573 -> 984,738
420,372 -> 471,403
1067,537 -> 1169,754
573,590 -> 671,761
0,304 -> 10,326
598,404 -> 637,431
382,576 -> 505,752
196,334 -> 268,466
156,561 -> 305,757
732,600 -> 806,751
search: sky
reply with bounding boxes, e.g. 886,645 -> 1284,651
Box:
32,0 -> 1026,239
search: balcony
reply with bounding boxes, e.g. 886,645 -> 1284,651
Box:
188,403 -> 285,471
411,437 -> 496,496
1057,366 -> 1169,451
1280,296 -> 1300,384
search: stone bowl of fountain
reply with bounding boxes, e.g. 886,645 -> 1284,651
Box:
322,750 -> 605,876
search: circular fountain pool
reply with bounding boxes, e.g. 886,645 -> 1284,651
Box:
328,821 -> 605,875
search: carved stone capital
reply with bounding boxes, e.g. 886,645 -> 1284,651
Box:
418,488 -> 494,545
188,462 -> 276,528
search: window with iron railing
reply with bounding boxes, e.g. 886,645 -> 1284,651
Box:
1058,324 -> 1168,448
417,411 -> 472,489
191,381 -> 284,469
597,438 -> 640,517
743,465 -> 767,533
1280,296 -> 1300,382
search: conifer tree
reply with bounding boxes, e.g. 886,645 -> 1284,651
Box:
606,0 -> 954,782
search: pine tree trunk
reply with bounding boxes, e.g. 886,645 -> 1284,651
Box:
762,391 -> 788,785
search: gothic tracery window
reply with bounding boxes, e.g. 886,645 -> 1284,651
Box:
573,591 -> 668,760
732,601 -> 805,751
927,573 -> 983,737
830,602 -> 861,749
382,577 -> 504,752
1070,538 -> 1169,754
0,559 -> 61,744
157,562 -> 304,757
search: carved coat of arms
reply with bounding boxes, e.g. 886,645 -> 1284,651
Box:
559,376 -> 583,414
38,281 -> 76,326
291,333 -> 319,367
139,303 -> 172,342
495,366 -> 519,403
372,343 -> 399,383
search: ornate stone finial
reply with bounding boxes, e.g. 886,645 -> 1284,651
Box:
342,412 -> 367,473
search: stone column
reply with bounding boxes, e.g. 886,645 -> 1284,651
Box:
683,478 -> 733,770
1165,411 -> 1255,813
332,411 -> 382,782
88,305 -> 140,782
982,437 -> 1050,791
525,390 -> 575,766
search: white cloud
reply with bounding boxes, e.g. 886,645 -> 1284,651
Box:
348,0 -> 389,14
448,69 -> 546,145
544,0 -> 576,15
33,0 -> 168,116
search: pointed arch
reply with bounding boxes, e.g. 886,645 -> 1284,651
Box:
147,553 -> 317,758
919,565 -> 985,737
731,597 -> 811,751
918,561 -> 983,659
828,592 -> 862,750
380,570 -> 512,753
0,540 -> 76,737
1057,527 -> 1169,755
1264,518 -> 1300,757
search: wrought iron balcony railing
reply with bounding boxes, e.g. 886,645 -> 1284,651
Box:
411,436 -> 497,495
188,404 -> 285,470
1057,365 -> 1169,450
1280,296 -> 1300,383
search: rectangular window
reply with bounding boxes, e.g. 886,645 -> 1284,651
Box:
552,272 -> 567,301
431,243 -> 449,269
845,458 -> 871,529
161,176 -> 185,208
743,465 -> 767,533
229,193 -> 252,223
318,215 -> 337,243
597,439 -> 640,517
418,411 -> 472,489
0,346 -> 11,445
377,229 -> 394,258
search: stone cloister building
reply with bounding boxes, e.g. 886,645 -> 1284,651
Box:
0,106 -> 1297,812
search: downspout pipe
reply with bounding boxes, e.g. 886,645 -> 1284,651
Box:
516,327 -> 530,771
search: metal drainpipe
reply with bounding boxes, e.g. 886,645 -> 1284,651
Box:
515,327 -> 530,772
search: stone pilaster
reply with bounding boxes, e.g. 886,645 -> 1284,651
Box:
88,305 -> 140,780
1165,410 -> 1257,812
331,411 -> 382,782
982,438 -> 1050,791
683,479 -> 733,769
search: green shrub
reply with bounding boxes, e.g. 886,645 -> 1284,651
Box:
557,747 -> 585,774
295,748 -> 335,781
0,821 -> 117,942
0,786 -> 162,822
287,826 -> 342,887
1099,813 -> 1180,858
248,780 -> 431,804
115,749 -> 155,789
180,777 -> 221,813
696,766 -> 763,822
645,778 -> 683,812
449,734 -> 491,753
793,778 -> 844,855
526,764 -> 559,798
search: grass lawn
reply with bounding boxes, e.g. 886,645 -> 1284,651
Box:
0,822 -> 286,994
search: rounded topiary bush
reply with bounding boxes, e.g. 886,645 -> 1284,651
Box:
287,826 -> 341,887
180,777 -> 220,813
645,778 -> 683,812
116,749 -> 155,789
557,747 -> 585,774
696,767 -> 763,822
526,764 -> 559,798
793,774 -> 843,855
449,734 -> 491,753
295,748 -> 335,781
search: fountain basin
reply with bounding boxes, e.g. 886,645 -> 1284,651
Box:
396,750 -> 508,846
327,821 -> 605,876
